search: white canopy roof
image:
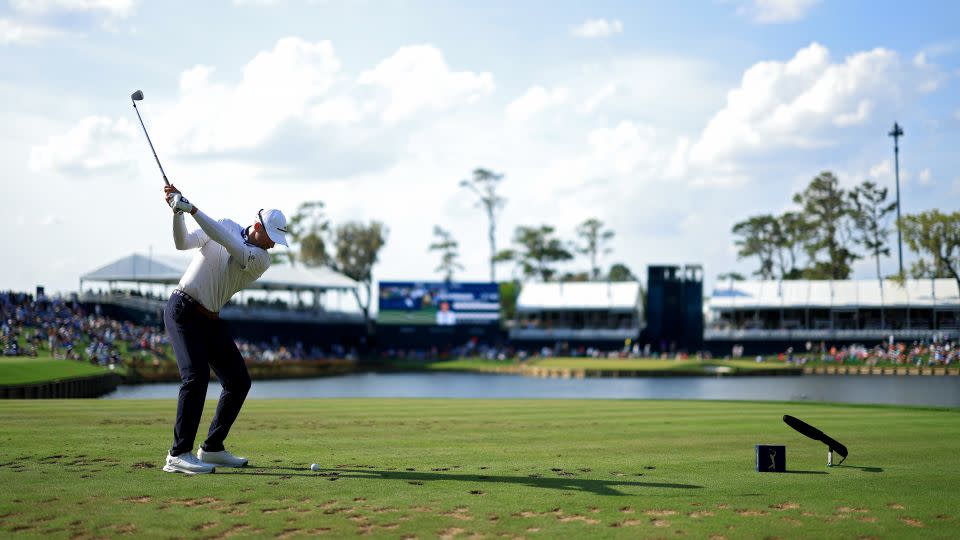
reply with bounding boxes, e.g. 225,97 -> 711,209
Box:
709,279 -> 960,309
80,253 -> 357,292
517,281 -> 642,312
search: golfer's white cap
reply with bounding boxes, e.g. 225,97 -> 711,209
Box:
259,208 -> 289,247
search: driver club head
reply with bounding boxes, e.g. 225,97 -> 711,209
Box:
131,90 -> 144,101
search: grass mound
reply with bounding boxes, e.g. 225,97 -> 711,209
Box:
0,355 -> 113,385
1,399 -> 958,538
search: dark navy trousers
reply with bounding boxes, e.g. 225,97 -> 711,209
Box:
164,292 -> 251,457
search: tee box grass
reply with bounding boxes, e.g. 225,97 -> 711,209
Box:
1,399 -> 958,538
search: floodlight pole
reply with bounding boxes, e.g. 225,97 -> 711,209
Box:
889,122 -> 904,277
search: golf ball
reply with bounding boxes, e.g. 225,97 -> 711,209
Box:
310,463 -> 319,471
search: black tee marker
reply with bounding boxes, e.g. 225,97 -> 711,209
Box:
783,415 -> 848,466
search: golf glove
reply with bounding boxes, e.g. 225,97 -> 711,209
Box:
168,193 -> 195,214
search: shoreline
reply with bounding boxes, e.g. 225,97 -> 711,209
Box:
0,372 -> 122,398
4,360 -> 957,395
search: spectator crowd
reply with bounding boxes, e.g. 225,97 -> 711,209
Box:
2,291 -> 168,367
771,339 -> 958,367
1,290 -> 354,368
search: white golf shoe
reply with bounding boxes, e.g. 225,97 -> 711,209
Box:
163,452 -> 216,474
197,448 -> 248,468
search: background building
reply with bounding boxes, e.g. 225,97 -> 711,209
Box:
705,278 -> 960,354
510,281 -> 643,352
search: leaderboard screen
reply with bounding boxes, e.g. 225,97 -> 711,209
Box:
378,281 -> 500,325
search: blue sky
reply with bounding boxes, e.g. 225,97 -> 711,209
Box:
2,0 -> 958,296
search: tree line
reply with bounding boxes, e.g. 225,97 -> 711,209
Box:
728,170 -> 960,292
279,167 -> 639,328
444,168 -> 636,283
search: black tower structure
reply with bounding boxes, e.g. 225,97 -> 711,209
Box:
644,265 -> 703,353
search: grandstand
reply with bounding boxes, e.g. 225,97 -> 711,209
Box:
510,281 -> 643,349
706,278 -> 960,348
79,253 -> 359,317
77,253 -> 365,347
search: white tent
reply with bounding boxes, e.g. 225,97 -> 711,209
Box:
80,253 -> 357,292
709,279 -> 960,309
517,281 -> 642,312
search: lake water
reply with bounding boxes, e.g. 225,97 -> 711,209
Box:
102,372 -> 960,407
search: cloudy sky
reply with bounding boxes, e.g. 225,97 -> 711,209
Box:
2,0 -> 959,295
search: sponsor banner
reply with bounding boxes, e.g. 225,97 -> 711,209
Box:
378,281 -> 500,326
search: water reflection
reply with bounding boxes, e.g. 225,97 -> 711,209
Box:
103,373 -> 960,407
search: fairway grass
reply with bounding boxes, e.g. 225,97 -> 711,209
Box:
1,399 -> 958,539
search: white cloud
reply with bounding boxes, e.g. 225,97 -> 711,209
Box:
30,116 -> 138,174
168,38 -> 342,154
21,36 -> 952,294
859,159 -> 916,189
10,0 -> 137,17
578,83 -> 617,115
954,108 -> 960,121
570,18 -> 623,39
689,43 -> 902,164
833,99 -> 872,127
506,86 -> 569,123
736,0 -> 820,24
918,168 -> 932,186
31,39 -> 495,179
0,18 -> 66,44
41,215 -> 63,226
952,177 -> 960,195
586,121 -> 664,175
869,160 -> 892,181
912,51 -> 948,93
358,45 -> 494,123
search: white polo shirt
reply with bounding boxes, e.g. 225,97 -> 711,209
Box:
172,211 -> 271,312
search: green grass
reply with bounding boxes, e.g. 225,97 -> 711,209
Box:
391,357 -> 802,374
531,358 -> 799,371
0,354 -> 113,385
1,399 -> 958,538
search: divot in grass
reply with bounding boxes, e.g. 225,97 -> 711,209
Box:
208,524 -> 254,540
557,514 -> 600,525
438,526 -> 465,539
836,506 -> 869,514
441,506 -> 474,521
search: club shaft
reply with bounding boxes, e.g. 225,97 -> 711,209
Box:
132,101 -> 170,185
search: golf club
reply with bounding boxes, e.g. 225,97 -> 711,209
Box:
783,414 -> 848,466
130,89 -> 170,186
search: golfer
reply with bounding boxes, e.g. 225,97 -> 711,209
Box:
160,184 -> 288,474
